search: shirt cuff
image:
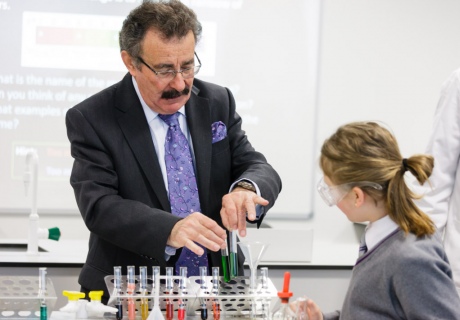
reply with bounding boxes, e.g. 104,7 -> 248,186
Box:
165,245 -> 177,261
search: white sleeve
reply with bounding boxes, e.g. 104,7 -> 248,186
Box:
415,69 -> 460,230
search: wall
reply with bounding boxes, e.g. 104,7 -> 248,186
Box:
2,0 -> 460,312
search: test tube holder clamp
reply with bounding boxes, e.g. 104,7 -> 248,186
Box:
104,274 -> 277,318
0,276 -> 57,319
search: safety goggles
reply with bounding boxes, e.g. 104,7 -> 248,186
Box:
317,177 -> 383,207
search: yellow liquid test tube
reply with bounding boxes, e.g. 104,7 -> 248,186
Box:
139,266 -> 149,320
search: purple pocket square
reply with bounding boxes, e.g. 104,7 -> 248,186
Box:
211,121 -> 227,143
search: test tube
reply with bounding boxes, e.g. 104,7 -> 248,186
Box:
38,268 -> 47,320
220,242 -> 230,283
152,266 -> 161,318
260,267 -> 270,319
200,298 -> 208,320
166,267 -> 173,290
211,267 -> 220,320
229,231 -> 238,279
212,267 -> 219,292
212,300 -> 220,320
179,267 -> 188,290
152,266 -> 160,289
200,266 -> 208,320
166,300 -> 174,320
200,266 -> 208,289
165,267 -> 174,320
113,266 -> 123,320
260,267 -> 269,289
139,266 -> 149,320
127,266 -> 136,320
178,300 -> 186,320
178,267 -> 187,320
127,265 -> 135,293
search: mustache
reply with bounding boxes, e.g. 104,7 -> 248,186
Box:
161,87 -> 190,99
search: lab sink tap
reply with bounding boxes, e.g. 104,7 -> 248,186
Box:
24,150 -> 60,254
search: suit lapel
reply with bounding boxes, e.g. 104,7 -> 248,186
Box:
186,92 -> 212,216
114,74 -> 170,211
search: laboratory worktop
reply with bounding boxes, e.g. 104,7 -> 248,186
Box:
0,230 -> 359,269
0,239 -> 88,267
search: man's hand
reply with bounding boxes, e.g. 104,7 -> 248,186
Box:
220,187 -> 269,237
167,212 -> 227,256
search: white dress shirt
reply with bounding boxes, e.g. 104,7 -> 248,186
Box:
364,215 -> 399,252
132,77 -> 262,259
132,77 -> 196,193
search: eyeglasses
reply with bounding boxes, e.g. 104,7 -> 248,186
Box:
317,177 -> 383,207
137,52 -> 201,81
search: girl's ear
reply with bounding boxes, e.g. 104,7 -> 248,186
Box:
352,187 -> 365,208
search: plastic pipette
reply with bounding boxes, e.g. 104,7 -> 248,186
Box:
272,272 -> 294,320
229,231 -> 238,279
147,267 -> 164,320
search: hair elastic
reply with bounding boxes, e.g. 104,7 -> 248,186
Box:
402,158 -> 409,172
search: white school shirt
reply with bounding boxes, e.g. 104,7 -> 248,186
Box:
364,215 -> 399,252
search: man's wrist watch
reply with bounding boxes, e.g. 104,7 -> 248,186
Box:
236,180 -> 256,192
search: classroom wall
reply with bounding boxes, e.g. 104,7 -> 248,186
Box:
3,0 -> 460,242
2,0 -> 460,311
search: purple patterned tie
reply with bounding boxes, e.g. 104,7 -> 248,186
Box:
159,113 -> 208,276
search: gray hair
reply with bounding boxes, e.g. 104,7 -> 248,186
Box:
119,0 -> 202,67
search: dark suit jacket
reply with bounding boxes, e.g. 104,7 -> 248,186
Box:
66,73 -> 281,297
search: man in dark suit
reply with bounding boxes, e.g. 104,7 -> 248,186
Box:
66,0 -> 281,301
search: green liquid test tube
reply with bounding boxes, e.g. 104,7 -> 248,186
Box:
229,252 -> 238,278
40,304 -> 47,320
221,253 -> 230,282
221,244 -> 230,282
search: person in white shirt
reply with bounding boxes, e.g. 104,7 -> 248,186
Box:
296,121 -> 460,320
415,68 -> 460,296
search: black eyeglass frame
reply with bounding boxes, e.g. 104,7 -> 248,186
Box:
137,52 -> 201,80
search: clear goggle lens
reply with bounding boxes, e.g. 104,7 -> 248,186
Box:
317,177 -> 383,207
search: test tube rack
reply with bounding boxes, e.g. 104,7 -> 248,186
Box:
104,272 -> 277,318
0,276 -> 57,319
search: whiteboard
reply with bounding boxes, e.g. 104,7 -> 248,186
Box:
0,0 -> 320,218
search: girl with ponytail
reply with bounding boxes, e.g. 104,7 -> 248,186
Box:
298,122 -> 460,320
